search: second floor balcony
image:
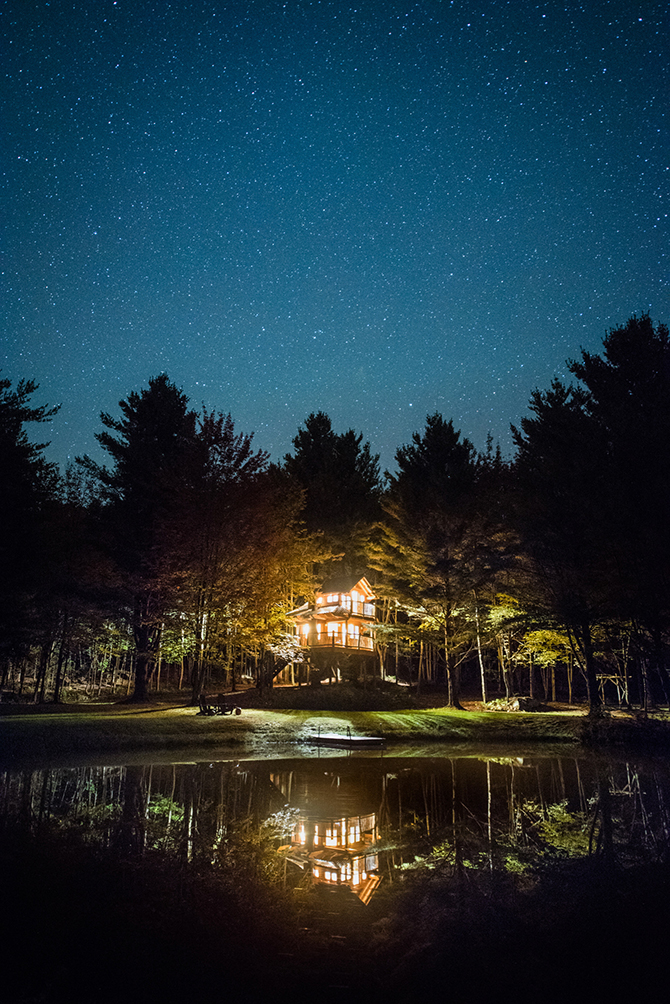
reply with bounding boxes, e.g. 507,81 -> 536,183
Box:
297,625 -> 374,652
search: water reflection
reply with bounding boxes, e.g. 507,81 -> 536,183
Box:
3,753 -> 669,876
2,753 -> 670,1000
271,768 -> 382,902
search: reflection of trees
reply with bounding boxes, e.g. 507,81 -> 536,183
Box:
375,757 -> 670,880
115,764 -> 146,856
2,757 -> 669,876
367,757 -> 670,1002
3,755 -> 670,1002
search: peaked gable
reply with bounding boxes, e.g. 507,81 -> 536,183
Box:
318,575 -> 375,600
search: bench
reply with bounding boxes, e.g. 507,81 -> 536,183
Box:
198,695 -> 242,716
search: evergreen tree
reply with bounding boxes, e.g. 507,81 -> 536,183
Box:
513,315 -> 670,710
0,376 -> 59,660
569,314 -> 670,700
373,414 -> 501,707
282,411 -> 381,573
512,381 -> 614,712
78,375 -> 197,700
159,409 -> 272,701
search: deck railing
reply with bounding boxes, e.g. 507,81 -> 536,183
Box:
318,599 -> 375,618
298,634 -> 374,652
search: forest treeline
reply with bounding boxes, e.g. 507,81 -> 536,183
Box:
1,315 -> 668,712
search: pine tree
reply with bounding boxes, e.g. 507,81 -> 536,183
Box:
282,411 -> 381,574
78,375 -> 197,700
0,376 -> 59,660
373,414 -> 499,707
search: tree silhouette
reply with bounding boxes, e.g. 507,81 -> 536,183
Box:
0,376 -> 59,661
79,375 -> 197,700
282,411 -> 381,574
373,414 -> 496,707
512,380 -> 615,712
569,314 -> 670,702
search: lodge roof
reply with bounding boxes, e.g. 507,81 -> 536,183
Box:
318,574 -> 374,597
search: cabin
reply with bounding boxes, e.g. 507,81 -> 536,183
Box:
288,575 -> 377,657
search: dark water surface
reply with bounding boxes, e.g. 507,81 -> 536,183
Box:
3,748 -> 670,1003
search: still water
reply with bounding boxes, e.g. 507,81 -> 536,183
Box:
3,749 -> 670,1002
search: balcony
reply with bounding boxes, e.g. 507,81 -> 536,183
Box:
298,633 -> 374,652
316,598 -> 375,618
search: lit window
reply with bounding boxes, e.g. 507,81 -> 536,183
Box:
327,593 -> 338,603
302,624 -> 310,636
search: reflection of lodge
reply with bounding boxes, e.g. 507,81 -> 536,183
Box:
288,575 -> 376,654
277,811 -> 381,904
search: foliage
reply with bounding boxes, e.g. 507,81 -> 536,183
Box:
0,376 -> 60,658
372,414 -> 512,705
282,410 -> 382,572
512,315 -> 670,709
2,312 -> 668,711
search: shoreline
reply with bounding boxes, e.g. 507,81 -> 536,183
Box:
3,700 -> 670,768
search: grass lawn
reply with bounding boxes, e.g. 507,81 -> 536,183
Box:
4,688 -> 667,767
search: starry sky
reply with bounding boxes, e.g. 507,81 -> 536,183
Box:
3,0 -> 667,474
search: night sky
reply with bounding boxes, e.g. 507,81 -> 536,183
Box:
3,1 -> 667,474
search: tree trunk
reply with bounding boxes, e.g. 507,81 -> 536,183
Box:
580,620 -> 602,715
444,625 -> 463,708
191,654 -> 207,704
473,594 -> 487,704
133,650 -> 150,700
34,638 -> 54,704
52,611 -> 70,704
131,594 -> 163,701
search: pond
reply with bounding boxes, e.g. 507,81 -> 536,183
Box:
2,747 -> 670,1003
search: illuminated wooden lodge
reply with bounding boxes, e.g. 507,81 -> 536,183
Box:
289,575 -> 377,655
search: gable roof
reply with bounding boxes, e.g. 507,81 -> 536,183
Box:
318,575 -> 374,599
